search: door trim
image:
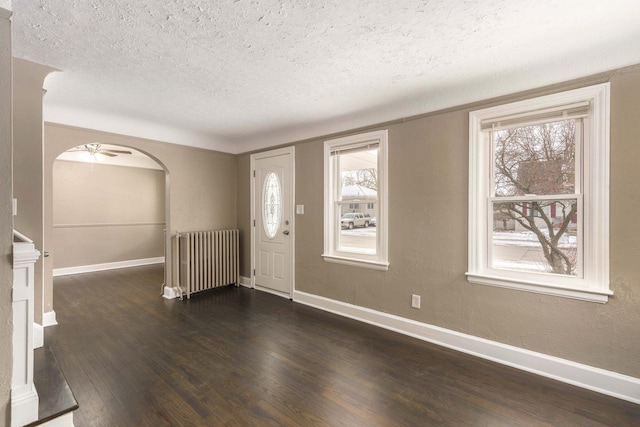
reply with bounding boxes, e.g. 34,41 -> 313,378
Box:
250,146 -> 295,298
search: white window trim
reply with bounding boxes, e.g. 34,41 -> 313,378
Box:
467,83 -> 611,303
323,130 -> 389,270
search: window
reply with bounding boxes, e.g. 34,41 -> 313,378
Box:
323,130 -> 388,270
262,171 -> 282,239
468,84 -> 610,303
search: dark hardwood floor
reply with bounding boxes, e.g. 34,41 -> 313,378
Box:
48,265 -> 639,426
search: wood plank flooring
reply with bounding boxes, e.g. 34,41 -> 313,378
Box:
48,265 -> 640,426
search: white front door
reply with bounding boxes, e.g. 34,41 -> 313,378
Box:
252,147 -> 294,296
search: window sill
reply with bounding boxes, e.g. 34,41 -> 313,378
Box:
322,254 -> 389,271
466,272 -> 612,303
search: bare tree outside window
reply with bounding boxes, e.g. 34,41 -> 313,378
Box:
342,168 -> 377,191
492,120 -> 579,275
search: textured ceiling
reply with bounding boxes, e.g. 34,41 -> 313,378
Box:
11,0 -> 640,153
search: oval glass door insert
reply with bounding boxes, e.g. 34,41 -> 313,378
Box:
262,171 -> 282,238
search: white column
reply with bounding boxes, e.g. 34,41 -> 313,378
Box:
11,231 -> 40,427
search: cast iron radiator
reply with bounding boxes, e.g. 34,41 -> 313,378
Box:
177,229 -> 239,299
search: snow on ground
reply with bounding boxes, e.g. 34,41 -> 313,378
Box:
493,259 -> 550,273
493,230 -> 577,249
341,227 -> 377,237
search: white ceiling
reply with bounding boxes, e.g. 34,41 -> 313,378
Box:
11,0 -> 640,154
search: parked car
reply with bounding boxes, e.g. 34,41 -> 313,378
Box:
341,212 -> 370,229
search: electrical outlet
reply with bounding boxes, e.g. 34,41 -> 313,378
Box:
411,294 -> 421,309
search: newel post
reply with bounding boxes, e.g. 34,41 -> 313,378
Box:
11,231 -> 41,427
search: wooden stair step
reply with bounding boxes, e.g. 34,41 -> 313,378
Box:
26,345 -> 79,426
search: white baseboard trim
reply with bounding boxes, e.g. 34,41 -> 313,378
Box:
43,310 -> 58,327
293,290 -> 640,405
162,286 -> 181,300
239,275 -> 252,288
11,385 -> 39,427
33,323 -> 44,349
53,257 -> 164,277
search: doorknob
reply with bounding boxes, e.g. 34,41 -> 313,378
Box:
283,230 -> 290,235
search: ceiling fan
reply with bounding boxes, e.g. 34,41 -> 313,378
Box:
69,143 -> 132,159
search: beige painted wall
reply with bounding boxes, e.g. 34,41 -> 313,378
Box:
13,58 -> 55,325
0,6 -> 12,425
237,65 -> 640,379
52,160 -> 165,268
45,123 -> 237,314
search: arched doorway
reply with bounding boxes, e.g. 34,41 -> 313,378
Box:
44,142 -> 171,329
